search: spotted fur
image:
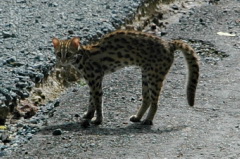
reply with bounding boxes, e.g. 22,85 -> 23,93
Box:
52,30 -> 199,127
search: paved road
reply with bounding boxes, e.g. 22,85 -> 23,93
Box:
3,0 -> 240,158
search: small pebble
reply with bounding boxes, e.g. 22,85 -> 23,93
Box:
52,129 -> 62,136
1,132 -> 11,143
2,31 -> 16,38
54,101 -> 60,107
74,114 -> 80,118
68,30 -> 74,34
171,4 -> 179,10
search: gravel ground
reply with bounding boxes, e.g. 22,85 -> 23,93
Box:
0,0 -> 146,123
1,0 -> 240,158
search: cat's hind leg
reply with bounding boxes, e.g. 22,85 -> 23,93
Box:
141,72 -> 166,125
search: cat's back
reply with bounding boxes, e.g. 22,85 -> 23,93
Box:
98,30 -> 165,46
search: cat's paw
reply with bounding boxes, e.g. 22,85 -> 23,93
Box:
129,115 -> 141,122
141,119 -> 153,125
80,119 -> 90,128
82,111 -> 94,119
91,117 -> 102,125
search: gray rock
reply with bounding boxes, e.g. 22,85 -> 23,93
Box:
2,31 -> 16,38
16,123 -> 24,128
26,133 -> 33,140
171,4 -> 179,10
29,119 -> 39,124
5,57 -> 16,64
16,0 -> 26,3
1,132 -> 11,143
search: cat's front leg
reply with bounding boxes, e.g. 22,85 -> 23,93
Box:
90,83 -> 103,125
81,95 -> 95,127
82,94 -> 95,118
81,77 -> 103,127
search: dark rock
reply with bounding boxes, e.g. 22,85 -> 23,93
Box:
171,4 -> 179,10
48,2 -> 58,7
0,104 -> 9,125
96,30 -> 103,37
54,100 -> 60,107
74,114 -> 80,118
5,57 -> 16,64
75,17 -> 84,21
26,133 -> 33,140
151,24 -> 157,30
16,0 -> 26,3
22,92 -> 30,98
9,62 -> 24,67
52,129 -> 62,136
11,88 -> 25,99
34,55 -> 44,61
161,31 -> 168,36
41,24 -> 49,29
68,30 -> 74,34
16,82 -> 28,89
112,10 -> 117,14
2,31 -> 16,38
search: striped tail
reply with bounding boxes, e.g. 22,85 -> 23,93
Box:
171,40 -> 200,106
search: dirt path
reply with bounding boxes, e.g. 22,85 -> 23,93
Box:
5,0 -> 240,158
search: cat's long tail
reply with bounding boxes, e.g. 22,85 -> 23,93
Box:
171,40 -> 199,106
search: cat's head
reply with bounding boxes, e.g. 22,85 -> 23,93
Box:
52,37 -> 81,67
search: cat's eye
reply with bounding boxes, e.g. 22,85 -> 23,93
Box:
66,53 -> 71,58
56,51 -> 61,57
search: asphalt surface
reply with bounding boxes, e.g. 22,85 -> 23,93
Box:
2,0 -> 240,158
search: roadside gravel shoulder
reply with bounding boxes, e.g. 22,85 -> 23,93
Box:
0,0 -> 146,123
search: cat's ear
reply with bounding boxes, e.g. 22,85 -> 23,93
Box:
71,37 -> 81,50
52,38 -> 59,49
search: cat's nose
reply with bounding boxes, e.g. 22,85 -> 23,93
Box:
60,58 -> 66,63
55,61 -> 64,67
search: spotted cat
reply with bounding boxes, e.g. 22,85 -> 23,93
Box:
52,30 -> 199,127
